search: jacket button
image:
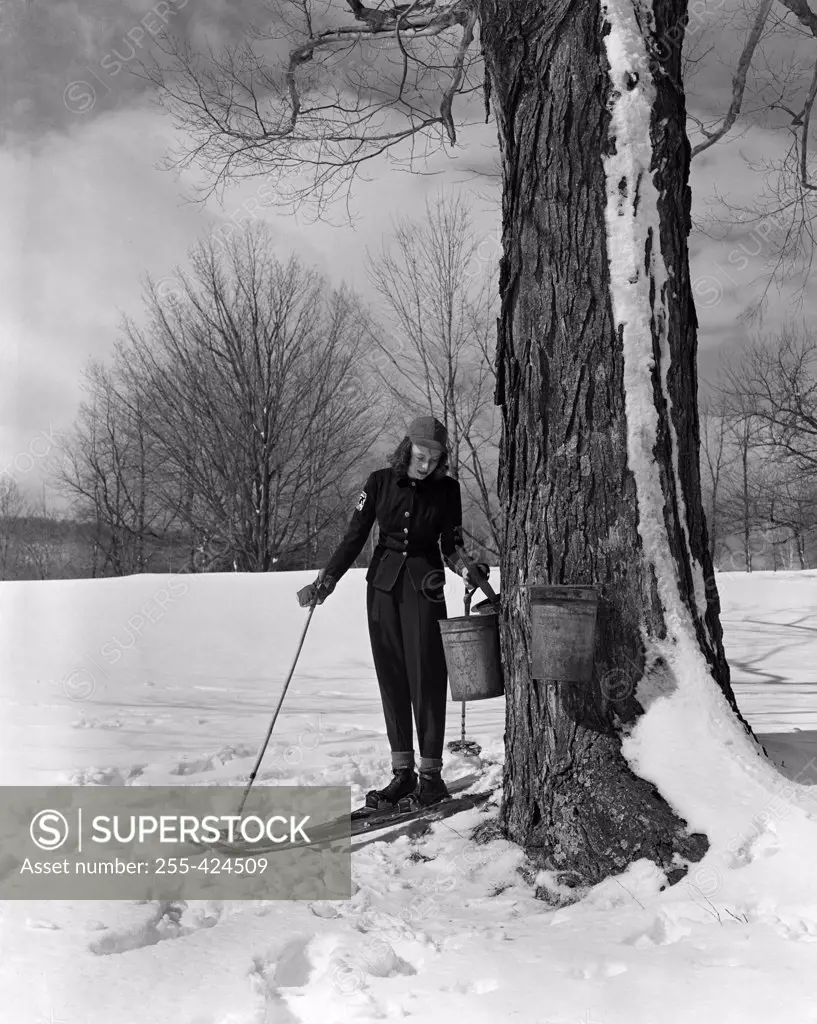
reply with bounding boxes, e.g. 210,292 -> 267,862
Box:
404,511 -> 410,517
403,527 -> 408,534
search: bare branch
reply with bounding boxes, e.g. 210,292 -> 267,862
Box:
142,0 -> 481,212
691,0 -> 776,158
440,2 -> 478,143
777,0 -> 817,37
797,58 -> 817,188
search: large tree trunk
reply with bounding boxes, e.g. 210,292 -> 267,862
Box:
479,0 -> 754,894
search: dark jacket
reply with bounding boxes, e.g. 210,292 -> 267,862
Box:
324,467 -> 464,597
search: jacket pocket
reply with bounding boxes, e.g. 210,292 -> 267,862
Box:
368,550 -> 405,592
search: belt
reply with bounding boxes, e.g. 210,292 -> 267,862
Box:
376,540 -> 439,558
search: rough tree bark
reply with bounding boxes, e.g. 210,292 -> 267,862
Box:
479,0 -> 752,892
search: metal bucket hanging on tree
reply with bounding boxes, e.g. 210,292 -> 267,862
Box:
527,585 -> 599,682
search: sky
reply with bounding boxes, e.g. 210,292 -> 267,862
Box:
1,0 -> 815,501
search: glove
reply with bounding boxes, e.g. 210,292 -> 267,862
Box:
462,562 -> 490,594
296,572 -> 336,608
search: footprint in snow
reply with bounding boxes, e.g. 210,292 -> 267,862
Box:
624,913 -> 691,947
697,956 -> 743,967
309,903 -> 341,919
761,911 -> 817,942
88,900 -> 220,955
169,745 -> 257,776
247,945 -> 307,1024
570,961 -> 628,979
66,763 -> 145,786
448,978 -> 499,995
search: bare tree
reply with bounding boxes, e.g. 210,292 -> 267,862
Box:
0,476 -> 24,579
700,388 -> 787,570
120,224 -> 380,571
698,329 -> 817,571
143,0 -> 788,893
14,491 -> 74,581
699,392 -> 731,561
724,395 -> 764,572
757,464 -> 817,567
720,325 -> 817,472
54,360 -> 163,576
365,190 -> 501,554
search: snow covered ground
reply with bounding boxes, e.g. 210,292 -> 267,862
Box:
1,567 -> 817,1023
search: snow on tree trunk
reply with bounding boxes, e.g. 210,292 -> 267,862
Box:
479,0 -> 759,894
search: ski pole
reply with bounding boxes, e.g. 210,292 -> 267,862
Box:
235,595 -> 318,818
446,581 -> 482,758
459,587 -> 471,746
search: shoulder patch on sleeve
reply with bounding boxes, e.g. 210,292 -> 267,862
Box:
355,490 -> 367,513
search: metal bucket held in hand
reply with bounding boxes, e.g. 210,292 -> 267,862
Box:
439,611 -> 504,701
528,584 -> 599,683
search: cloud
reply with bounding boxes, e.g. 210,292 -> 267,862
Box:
0,0 -> 264,139
0,103 -> 208,474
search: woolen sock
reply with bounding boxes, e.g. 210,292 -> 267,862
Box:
391,750 -> 416,771
418,757 -> 443,773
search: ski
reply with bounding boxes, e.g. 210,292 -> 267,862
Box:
200,772 -> 487,856
349,771 -> 480,825
348,788 -> 492,846
352,792 -> 492,850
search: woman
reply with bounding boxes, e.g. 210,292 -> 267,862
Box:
296,416 -> 488,809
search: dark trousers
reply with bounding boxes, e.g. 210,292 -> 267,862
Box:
366,566 -> 449,760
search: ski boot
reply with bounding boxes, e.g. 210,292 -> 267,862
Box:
365,766 -> 418,809
403,769 -> 450,809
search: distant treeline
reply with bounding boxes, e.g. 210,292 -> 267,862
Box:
0,510 -> 381,580
0,509 -> 811,582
